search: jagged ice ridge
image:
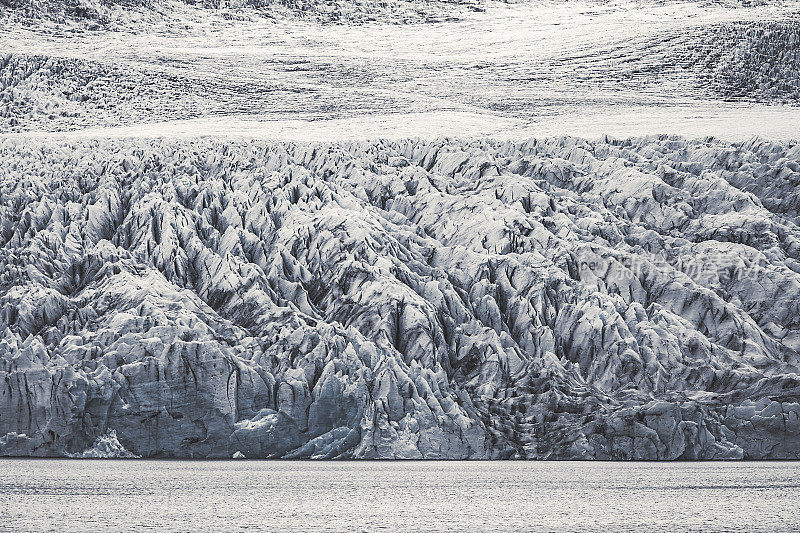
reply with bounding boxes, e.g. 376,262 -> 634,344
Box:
1,135 -> 800,459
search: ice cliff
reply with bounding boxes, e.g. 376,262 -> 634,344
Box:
1,135 -> 800,459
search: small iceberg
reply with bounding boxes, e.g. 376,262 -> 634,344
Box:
70,430 -> 140,459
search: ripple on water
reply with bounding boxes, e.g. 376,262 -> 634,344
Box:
0,460 -> 798,532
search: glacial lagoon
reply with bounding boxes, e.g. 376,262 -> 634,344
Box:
1,460 -> 797,532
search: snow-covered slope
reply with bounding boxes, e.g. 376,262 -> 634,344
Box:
3,1 -> 800,136
1,135 -> 800,459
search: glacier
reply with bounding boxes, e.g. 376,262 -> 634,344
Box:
1,134 -> 799,459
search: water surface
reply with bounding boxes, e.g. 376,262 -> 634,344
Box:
0,460 -> 797,532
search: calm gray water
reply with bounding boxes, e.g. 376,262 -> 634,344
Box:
0,460 -> 798,532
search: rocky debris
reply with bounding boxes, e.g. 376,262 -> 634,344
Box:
1,135 -> 800,459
